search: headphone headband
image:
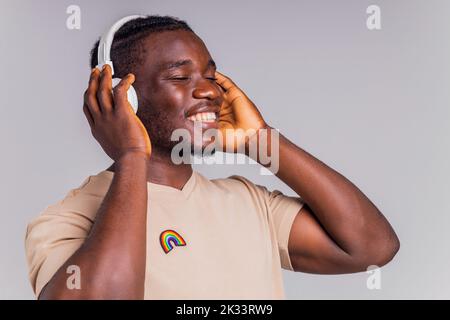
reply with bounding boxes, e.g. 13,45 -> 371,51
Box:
96,15 -> 146,75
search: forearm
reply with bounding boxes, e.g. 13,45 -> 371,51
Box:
40,152 -> 149,299
249,126 -> 399,259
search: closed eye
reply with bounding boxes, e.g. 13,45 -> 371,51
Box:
169,76 -> 217,81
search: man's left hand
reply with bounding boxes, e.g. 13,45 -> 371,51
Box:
215,71 -> 268,153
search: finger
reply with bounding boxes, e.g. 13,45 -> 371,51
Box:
83,103 -> 95,127
84,68 -> 101,115
113,73 -> 136,113
215,71 -> 237,92
97,65 -> 114,113
215,71 -> 245,103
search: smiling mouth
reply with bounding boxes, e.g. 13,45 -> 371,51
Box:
187,111 -> 218,123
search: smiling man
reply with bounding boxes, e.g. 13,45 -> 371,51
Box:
24,15 -> 399,299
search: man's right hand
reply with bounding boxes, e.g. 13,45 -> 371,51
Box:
83,65 -> 152,161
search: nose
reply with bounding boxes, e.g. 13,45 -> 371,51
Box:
192,78 -> 223,101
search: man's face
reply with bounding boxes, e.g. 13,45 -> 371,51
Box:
133,29 -> 224,156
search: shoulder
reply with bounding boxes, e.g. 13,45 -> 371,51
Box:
26,171 -> 111,237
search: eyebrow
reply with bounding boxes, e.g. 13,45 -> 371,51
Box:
161,58 -> 216,71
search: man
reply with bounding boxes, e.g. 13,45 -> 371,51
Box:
25,15 -> 399,299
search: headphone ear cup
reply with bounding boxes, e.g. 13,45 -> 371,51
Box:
111,77 -> 138,113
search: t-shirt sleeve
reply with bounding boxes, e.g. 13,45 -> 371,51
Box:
24,178 -> 100,298
228,175 -> 305,271
264,187 -> 305,271
25,212 -> 92,297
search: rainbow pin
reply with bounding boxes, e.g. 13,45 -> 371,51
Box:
159,229 -> 186,254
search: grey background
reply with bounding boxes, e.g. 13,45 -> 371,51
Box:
1,0 -> 449,299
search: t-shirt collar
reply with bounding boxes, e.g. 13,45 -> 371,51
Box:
98,169 -> 197,199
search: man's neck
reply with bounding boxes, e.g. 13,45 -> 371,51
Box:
106,149 -> 193,191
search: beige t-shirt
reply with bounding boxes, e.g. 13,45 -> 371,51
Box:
25,170 -> 304,299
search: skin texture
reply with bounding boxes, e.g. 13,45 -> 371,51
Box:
39,29 -> 399,299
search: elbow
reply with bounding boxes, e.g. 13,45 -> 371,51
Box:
372,235 -> 400,267
38,271 -> 145,300
360,231 -> 400,269
355,209 -> 401,270
350,227 -> 400,272
374,219 -> 401,267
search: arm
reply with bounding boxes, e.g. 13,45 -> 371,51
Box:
252,126 -> 400,274
213,71 -> 399,275
40,65 -> 152,299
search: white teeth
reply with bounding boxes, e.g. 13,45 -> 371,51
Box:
188,112 -> 217,122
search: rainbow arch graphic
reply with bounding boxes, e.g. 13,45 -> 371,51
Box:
159,229 -> 186,254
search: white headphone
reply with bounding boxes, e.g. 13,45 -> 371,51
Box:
96,15 -> 146,113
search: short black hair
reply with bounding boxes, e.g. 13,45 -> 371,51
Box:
89,15 -> 194,78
